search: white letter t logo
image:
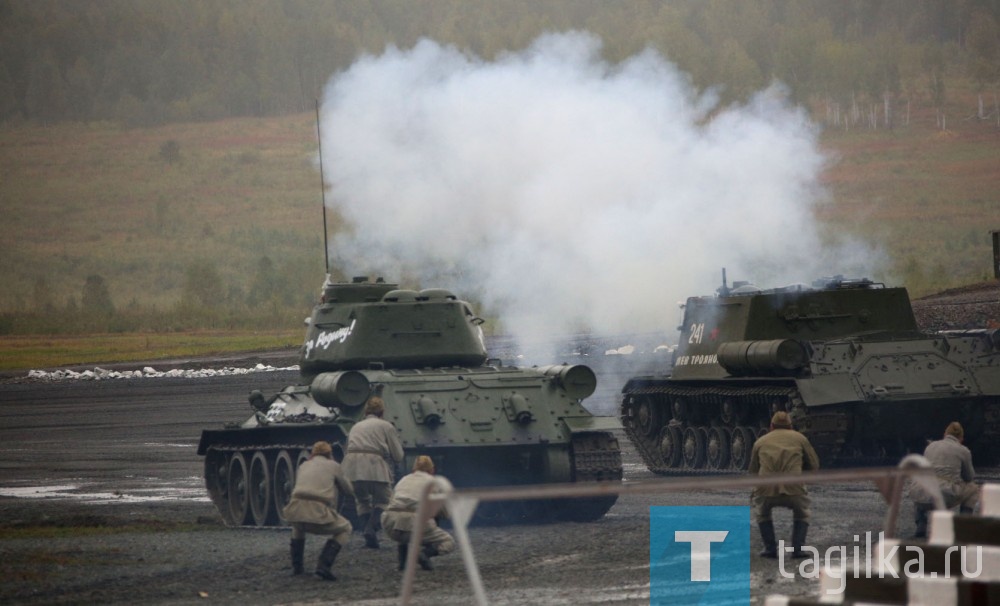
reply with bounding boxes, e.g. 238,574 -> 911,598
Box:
674,530 -> 729,581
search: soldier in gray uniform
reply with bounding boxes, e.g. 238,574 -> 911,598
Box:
911,421 -> 979,538
282,441 -> 354,581
382,455 -> 456,571
342,396 -> 404,548
749,411 -> 821,559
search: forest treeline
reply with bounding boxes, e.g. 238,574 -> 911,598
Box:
2,0 -> 999,128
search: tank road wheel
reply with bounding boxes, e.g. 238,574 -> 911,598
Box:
273,450 -> 295,525
296,448 -> 311,470
707,427 -> 732,470
730,426 -> 754,470
635,397 -> 662,437
204,449 -> 232,525
657,425 -> 684,468
682,427 -> 707,469
226,452 -> 252,526
248,451 -> 276,526
672,399 -> 688,423
720,399 -> 736,426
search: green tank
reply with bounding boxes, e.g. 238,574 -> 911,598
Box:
198,276 -> 622,526
621,273 -> 1000,474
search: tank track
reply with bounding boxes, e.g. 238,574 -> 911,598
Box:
621,382 -> 850,475
204,442 -> 327,528
559,431 -> 623,521
205,433 -> 624,527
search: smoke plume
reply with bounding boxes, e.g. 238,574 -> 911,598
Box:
319,32 -> 883,353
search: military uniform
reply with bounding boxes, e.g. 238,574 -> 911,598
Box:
382,469 -> 455,570
342,412 -> 404,547
749,413 -> 820,558
911,433 -> 978,536
282,447 -> 354,580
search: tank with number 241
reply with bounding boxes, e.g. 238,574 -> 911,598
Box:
621,272 -> 1000,474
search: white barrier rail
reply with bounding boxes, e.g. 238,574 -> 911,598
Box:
399,454 -> 945,605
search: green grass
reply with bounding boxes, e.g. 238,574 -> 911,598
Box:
0,518 -> 214,539
0,330 -> 301,371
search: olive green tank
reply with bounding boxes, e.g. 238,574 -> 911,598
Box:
621,273 -> 1000,474
198,276 -> 622,526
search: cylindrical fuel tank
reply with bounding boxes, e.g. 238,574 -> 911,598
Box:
310,370 -> 371,408
717,339 -> 807,375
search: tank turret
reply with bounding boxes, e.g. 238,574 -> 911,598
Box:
300,277 -> 488,377
621,273 -> 1000,474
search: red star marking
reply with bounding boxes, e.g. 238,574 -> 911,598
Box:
709,327 -> 719,341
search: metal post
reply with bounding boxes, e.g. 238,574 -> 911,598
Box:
992,230 -> 1000,279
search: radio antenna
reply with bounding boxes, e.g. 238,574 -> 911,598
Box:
315,99 -> 330,273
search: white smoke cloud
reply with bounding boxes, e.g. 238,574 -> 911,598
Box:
319,32 -> 883,352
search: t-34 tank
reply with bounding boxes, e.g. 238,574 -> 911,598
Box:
198,276 -> 622,526
621,273 -> 1000,474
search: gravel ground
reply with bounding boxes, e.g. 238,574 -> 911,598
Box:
0,370 -> 919,606
0,282 -> 996,605
911,280 -> 1000,331
1,469 -> 914,606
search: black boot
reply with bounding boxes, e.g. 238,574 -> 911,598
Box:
315,539 -> 341,581
790,521 -> 810,558
363,509 -> 380,549
914,506 -> 929,539
397,543 -> 408,571
289,538 -> 305,575
418,544 -> 438,571
757,521 -> 777,558
357,513 -> 370,534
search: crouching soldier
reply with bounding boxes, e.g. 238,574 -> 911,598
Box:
911,421 -> 979,538
282,441 -> 354,580
382,455 -> 455,571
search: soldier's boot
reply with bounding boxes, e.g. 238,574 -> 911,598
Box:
397,543 -> 409,571
357,513 -> 370,535
363,509 -> 380,549
289,538 -> 305,576
790,521 -> 810,559
757,521 -> 778,558
418,544 -> 438,571
314,540 -> 341,581
914,506 -> 929,539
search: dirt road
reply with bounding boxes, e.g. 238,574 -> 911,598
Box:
0,371 -> 945,605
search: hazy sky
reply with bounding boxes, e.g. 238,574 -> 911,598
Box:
319,32 -> 884,349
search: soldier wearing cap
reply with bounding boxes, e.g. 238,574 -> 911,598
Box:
382,455 -> 456,571
282,440 -> 355,581
749,411 -> 820,559
910,421 -> 979,538
342,396 -> 405,549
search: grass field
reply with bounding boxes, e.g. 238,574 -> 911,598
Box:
1,81 -> 997,370
0,330 -> 301,372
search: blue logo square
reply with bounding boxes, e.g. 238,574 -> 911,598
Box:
650,506 -> 750,605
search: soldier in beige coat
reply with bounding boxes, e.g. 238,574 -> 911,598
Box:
749,411 -> 820,559
342,397 -> 404,548
382,455 -> 455,571
911,421 -> 979,537
282,441 -> 354,580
